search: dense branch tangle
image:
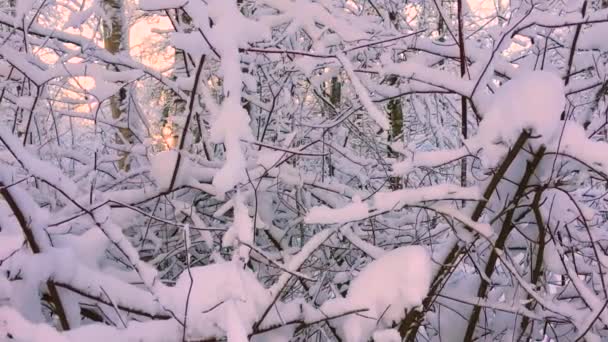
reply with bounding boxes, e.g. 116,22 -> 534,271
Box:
1,1 -> 608,342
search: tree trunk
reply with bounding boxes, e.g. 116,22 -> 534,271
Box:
386,11 -> 404,190
103,0 -> 132,170
161,9 -> 190,149
457,0 -> 468,193
8,0 -> 15,15
326,76 -> 341,177
386,74 -> 403,190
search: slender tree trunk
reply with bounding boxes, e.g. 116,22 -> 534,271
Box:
387,76 -> 403,190
161,9 -> 191,149
517,189 -> 548,340
1,183 -> 70,331
399,132 -> 531,341
457,0 -> 468,193
8,0 -> 15,15
326,76 -> 341,177
387,11 -> 404,190
3,0 -> 70,330
329,76 -> 341,108
463,148 -> 546,341
103,0 -> 132,170
437,2 -> 446,43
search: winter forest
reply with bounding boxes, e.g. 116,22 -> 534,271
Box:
3,0 -> 608,341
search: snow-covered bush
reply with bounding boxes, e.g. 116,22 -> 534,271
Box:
2,0 -> 608,341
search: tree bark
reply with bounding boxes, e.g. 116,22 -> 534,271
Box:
0,182 -> 70,331
103,0 -> 132,170
399,132 -> 530,340
457,0 -> 468,191
463,147 -> 545,341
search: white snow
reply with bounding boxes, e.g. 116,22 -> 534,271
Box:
305,195 -> 369,224
259,0 -> 369,41
372,184 -> 482,212
2,1 -> 607,341
52,228 -> 109,269
15,96 -> 35,109
170,32 -> 209,61
168,262 -> 270,341
555,121 -> 608,177
372,329 -> 401,342
580,23 -> 608,50
433,204 -> 493,238
222,194 -> 254,263
543,239 -> 566,275
392,146 -> 472,175
476,71 -> 565,145
15,0 -> 35,22
138,0 -> 188,11
337,53 -> 390,130
149,150 -> 192,190
209,97 -> 252,197
329,246 -> 431,342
